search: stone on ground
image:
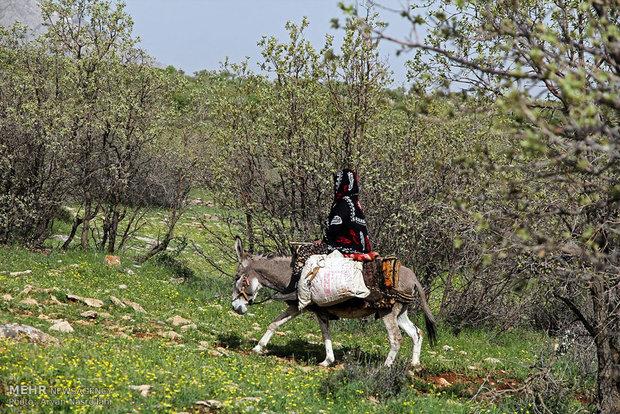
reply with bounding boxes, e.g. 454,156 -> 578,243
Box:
0,323 -> 60,345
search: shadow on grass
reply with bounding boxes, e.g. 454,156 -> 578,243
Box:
215,332 -> 246,349
215,332 -> 385,366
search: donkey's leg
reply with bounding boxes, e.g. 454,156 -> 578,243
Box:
397,307 -> 423,367
316,313 -> 335,367
253,304 -> 301,354
381,304 -> 404,367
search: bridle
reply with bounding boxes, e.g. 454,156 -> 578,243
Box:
238,275 -> 251,302
235,269 -> 278,306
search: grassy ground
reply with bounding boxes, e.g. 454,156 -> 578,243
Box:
0,199 -> 593,413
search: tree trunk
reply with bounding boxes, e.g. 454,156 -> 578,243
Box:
590,278 -> 620,413
107,204 -> 121,253
246,212 -> 254,254
80,200 -> 91,249
596,333 -> 620,413
62,214 -> 83,250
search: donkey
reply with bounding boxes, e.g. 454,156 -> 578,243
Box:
231,237 -> 437,367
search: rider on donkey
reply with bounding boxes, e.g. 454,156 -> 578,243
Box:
277,168 -> 375,299
322,168 -> 372,255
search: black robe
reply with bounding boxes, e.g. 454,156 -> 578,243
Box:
322,169 -> 371,254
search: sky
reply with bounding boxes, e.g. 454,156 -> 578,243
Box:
122,0 -> 418,86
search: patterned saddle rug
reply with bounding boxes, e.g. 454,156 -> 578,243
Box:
362,257 -> 415,309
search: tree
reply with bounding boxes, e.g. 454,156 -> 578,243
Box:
39,0 -> 173,252
199,16 -> 392,255
362,0 -> 619,411
0,23 -> 73,245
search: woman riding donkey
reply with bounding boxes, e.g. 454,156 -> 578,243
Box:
322,168 -> 373,257
280,168 -> 376,298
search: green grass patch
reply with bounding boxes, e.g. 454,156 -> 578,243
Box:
0,197 -> 595,413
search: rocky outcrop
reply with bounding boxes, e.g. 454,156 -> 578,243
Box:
0,323 -> 60,345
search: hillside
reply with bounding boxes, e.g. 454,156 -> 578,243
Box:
0,0 -> 44,35
0,198 -> 591,413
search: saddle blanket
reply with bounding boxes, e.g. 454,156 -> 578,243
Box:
297,250 -> 370,310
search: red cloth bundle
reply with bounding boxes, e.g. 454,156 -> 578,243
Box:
344,252 -> 378,262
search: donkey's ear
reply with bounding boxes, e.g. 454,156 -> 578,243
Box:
234,236 -> 244,262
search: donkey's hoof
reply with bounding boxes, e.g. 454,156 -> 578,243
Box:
318,360 -> 332,367
252,345 -> 264,354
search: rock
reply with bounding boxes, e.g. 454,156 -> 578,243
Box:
104,255 -> 121,267
80,310 -> 99,319
484,357 -> 501,364
20,285 -> 34,295
66,294 -> 104,308
181,323 -> 197,332
121,315 -> 134,321
442,345 -> 454,351
123,300 -> 145,313
48,319 -> 65,324
2,294 -> 13,301
0,323 -> 60,345
19,298 -> 39,306
135,236 -> 157,245
167,315 -> 191,326
37,314 -> 50,320
158,331 -> 182,339
53,235 -> 69,242
215,346 -> 230,355
118,284 -> 128,289
110,296 -> 126,308
467,365 -> 478,371
128,384 -> 151,397
436,377 -> 451,387
97,312 -> 113,318
49,321 -> 74,333
196,400 -> 223,409
459,351 -> 468,355
10,270 -> 32,276
168,277 -> 185,285
48,295 -> 64,305
125,268 -> 135,275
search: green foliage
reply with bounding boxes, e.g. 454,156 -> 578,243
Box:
0,235 -> 588,413
322,353 -> 410,401
0,0 -> 201,251
195,15 -> 393,254
381,0 -> 619,410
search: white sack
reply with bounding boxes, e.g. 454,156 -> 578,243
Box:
297,250 -> 369,310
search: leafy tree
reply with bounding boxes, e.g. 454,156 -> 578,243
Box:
364,0 -> 619,410
199,16 -> 392,254
38,0 -> 176,252
0,23 -> 73,245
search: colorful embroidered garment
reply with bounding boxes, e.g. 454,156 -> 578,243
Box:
323,169 -> 371,254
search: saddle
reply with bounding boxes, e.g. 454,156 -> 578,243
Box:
290,243 -> 415,309
362,257 -> 415,309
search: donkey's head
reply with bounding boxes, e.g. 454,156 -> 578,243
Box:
231,237 -> 262,315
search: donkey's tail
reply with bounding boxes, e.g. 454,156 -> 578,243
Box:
412,277 -> 437,347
